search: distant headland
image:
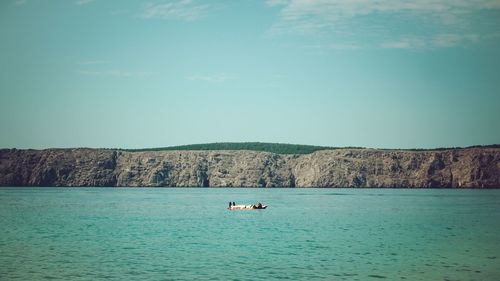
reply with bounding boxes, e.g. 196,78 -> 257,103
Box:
0,143 -> 499,188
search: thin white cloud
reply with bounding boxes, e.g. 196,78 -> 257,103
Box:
76,0 -> 95,5
141,0 -> 213,21
380,34 -> 484,49
432,34 -> 480,48
78,70 -> 154,78
186,74 -> 236,83
267,0 -> 500,49
380,37 -> 426,49
13,0 -> 26,5
272,0 -> 500,29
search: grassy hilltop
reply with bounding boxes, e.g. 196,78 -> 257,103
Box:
121,142 -> 350,155
119,142 -> 500,155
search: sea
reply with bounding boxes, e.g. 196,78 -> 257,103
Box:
1,188 -> 499,281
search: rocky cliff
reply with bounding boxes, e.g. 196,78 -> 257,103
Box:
0,148 -> 498,187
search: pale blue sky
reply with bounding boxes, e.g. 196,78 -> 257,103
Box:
1,0 -> 499,149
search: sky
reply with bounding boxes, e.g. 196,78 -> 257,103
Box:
1,0 -> 499,149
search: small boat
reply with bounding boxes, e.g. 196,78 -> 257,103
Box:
228,203 -> 267,210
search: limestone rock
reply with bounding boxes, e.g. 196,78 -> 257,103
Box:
0,147 -> 498,187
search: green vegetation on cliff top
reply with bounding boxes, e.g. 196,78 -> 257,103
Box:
119,142 -> 500,155
122,142 -> 342,154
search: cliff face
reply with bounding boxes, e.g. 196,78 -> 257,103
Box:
0,148 -> 498,187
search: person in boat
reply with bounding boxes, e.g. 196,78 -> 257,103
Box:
252,202 -> 263,209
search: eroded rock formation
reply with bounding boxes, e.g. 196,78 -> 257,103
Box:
0,148 -> 498,187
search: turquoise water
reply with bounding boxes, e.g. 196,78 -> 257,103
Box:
1,188 -> 499,281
